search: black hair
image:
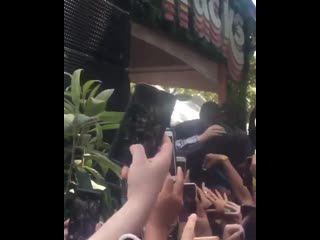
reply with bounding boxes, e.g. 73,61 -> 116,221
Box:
199,101 -> 221,125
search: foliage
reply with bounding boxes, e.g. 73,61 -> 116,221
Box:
171,88 -> 218,102
247,55 -> 256,114
130,83 -> 218,102
64,69 -> 124,220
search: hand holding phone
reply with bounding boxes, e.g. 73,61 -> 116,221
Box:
165,128 -> 177,176
147,167 -> 184,229
110,84 -> 176,166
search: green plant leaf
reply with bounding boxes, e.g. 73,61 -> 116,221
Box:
101,123 -> 120,130
64,72 -> 72,79
95,89 -> 114,103
97,111 -> 124,123
82,80 -> 101,100
85,150 -> 120,177
79,133 -> 91,146
64,114 -> 75,135
76,168 -> 93,190
84,97 -> 106,116
84,166 -> 106,186
71,69 -> 82,111
64,99 -> 74,114
95,123 -> 103,147
76,114 -> 93,126
84,159 -> 93,168
88,84 -> 100,99
88,123 -> 120,133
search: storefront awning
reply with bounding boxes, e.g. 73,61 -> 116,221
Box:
129,23 -> 225,92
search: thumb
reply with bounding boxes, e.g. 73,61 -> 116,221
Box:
129,144 -> 147,166
121,166 -> 129,180
181,214 -> 197,240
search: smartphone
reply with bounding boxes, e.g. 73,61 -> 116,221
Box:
176,156 -> 186,174
67,189 -> 103,240
110,84 -> 176,166
179,183 -> 197,222
165,128 -> 177,176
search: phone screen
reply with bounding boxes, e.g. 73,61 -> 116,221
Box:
179,183 -> 197,222
165,129 -> 177,176
67,189 -> 103,240
110,84 -> 176,166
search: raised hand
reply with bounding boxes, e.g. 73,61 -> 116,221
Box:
127,135 -> 172,201
180,214 -> 198,240
199,125 -> 226,143
148,167 -> 184,228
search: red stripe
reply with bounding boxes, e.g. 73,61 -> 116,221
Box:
164,13 -> 175,21
164,3 -> 175,13
179,12 -> 188,22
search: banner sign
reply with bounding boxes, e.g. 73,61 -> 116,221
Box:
163,0 -> 244,81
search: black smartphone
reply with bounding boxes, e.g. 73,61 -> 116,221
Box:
67,189 -> 103,240
179,183 -> 197,222
165,128 -> 177,176
176,156 -> 186,174
110,84 -> 176,166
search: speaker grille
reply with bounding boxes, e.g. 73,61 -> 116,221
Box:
64,0 -> 130,73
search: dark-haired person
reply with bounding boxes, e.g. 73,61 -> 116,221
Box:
174,102 -> 231,189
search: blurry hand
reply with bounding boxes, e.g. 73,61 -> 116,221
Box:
197,186 -> 212,209
148,167 -> 184,228
181,214 -> 197,240
202,154 -> 228,170
184,169 -> 190,183
199,125 -> 226,143
201,185 -> 230,212
195,191 -> 212,237
127,135 -> 172,201
223,224 -> 245,240
64,219 -> 69,240
250,154 -> 256,178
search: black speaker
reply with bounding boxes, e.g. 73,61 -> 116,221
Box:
64,0 -> 131,73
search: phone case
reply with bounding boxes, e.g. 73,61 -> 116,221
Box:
110,84 -> 176,166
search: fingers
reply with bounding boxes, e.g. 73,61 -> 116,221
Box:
201,182 -> 207,193
152,134 -> 172,169
162,175 -> 174,193
184,169 -> 190,183
196,198 -> 206,217
129,144 -> 147,166
121,166 -> 129,180
95,222 -> 103,231
209,190 -> 218,200
174,167 -> 184,196
196,186 -> 204,201
215,189 -> 223,200
64,219 -> 69,240
228,231 -> 244,240
64,219 -> 70,228
181,213 -> 197,240
224,192 -> 229,201
224,224 -> 245,240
